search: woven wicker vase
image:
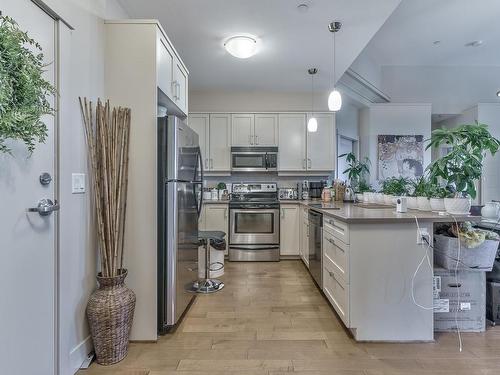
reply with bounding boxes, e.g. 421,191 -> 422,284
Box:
87,269 -> 136,365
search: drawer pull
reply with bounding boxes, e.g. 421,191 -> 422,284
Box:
327,238 -> 335,245
328,270 -> 336,280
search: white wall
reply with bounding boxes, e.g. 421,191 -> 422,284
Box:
359,103 -> 432,186
41,1 -> 129,374
336,103 -> 360,140
477,104 -> 500,203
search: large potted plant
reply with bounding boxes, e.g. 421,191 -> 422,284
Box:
80,98 -> 135,365
426,123 -> 500,214
340,152 -> 370,191
0,15 -> 55,154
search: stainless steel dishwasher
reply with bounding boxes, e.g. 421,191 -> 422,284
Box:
308,209 -> 323,288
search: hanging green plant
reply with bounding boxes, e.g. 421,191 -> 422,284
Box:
0,15 -> 55,154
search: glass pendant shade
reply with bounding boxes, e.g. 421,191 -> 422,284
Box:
307,117 -> 318,132
328,89 -> 342,112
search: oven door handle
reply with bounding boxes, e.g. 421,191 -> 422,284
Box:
229,245 -> 280,250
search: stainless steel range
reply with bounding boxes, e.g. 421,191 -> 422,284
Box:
229,183 -> 280,262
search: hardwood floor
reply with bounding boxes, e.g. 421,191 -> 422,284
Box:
81,260 -> 500,375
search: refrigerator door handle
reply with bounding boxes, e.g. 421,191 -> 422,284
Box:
194,147 -> 204,218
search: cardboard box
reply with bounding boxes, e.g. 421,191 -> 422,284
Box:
433,267 -> 486,332
486,281 -> 500,323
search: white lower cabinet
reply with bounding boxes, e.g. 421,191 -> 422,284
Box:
280,205 -> 300,256
322,217 -> 350,327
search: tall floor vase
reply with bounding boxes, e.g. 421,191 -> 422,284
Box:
86,269 -> 136,365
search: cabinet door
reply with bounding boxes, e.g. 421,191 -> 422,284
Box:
307,113 -> 335,171
204,205 -> 229,254
209,114 -> 231,171
231,114 -> 254,146
280,205 -> 300,255
254,114 -> 278,146
157,37 -> 174,99
301,207 -> 309,266
278,114 -> 307,171
188,114 -> 209,168
173,59 -> 188,114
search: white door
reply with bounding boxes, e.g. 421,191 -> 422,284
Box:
0,2 -> 58,374
231,113 -> 254,146
188,114 -> 209,169
278,114 -> 306,171
280,205 -> 300,255
209,114 -> 231,171
254,114 -> 278,146
307,113 -> 335,171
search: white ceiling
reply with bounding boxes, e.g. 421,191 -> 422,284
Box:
117,0 -> 401,91
361,0 -> 500,66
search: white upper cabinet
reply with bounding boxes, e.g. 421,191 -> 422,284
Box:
254,114 -> 278,146
188,114 -> 209,167
156,28 -> 189,115
307,113 -> 335,171
209,114 -> 231,172
157,37 -> 174,99
173,59 -> 188,114
231,114 -> 255,146
278,113 -> 307,171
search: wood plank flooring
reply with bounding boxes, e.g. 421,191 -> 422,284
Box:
80,260 -> 500,375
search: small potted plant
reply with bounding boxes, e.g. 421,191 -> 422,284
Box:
428,184 -> 452,212
426,123 -> 500,215
381,177 -> 409,206
356,180 -> 373,202
412,176 -> 432,211
340,152 -> 370,192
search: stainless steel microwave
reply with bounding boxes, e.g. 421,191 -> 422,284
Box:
231,147 -> 278,173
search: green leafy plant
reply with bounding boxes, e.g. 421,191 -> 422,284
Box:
356,179 -> 373,193
340,152 -> 370,189
0,15 -> 55,154
426,123 -> 500,199
411,176 -> 432,197
216,182 -> 226,190
381,177 -> 410,196
427,184 -> 453,199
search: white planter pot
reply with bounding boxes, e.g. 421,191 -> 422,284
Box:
417,196 -> 432,211
407,196 -> 418,210
430,198 -> 446,212
375,193 -> 385,204
355,193 -> 364,202
383,194 -> 394,205
444,197 -> 472,215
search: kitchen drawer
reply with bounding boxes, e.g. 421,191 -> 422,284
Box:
323,257 -> 350,327
323,216 -> 349,244
323,230 -> 349,283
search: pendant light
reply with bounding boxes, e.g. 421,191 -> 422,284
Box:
327,21 -> 342,112
307,68 -> 318,132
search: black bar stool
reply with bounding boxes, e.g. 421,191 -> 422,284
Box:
189,230 -> 226,293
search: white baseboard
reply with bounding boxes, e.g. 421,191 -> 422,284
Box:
69,335 -> 93,374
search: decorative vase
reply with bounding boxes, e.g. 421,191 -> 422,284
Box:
417,196 -> 432,211
87,269 -> 136,365
407,196 -> 418,210
430,198 -> 446,212
444,197 -> 472,215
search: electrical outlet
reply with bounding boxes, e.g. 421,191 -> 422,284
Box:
417,228 -> 430,245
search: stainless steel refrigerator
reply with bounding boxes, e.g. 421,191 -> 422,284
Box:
158,115 -> 203,334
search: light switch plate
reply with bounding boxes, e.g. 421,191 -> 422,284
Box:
72,173 -> 85,194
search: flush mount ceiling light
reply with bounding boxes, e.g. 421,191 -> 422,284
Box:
297,3 -> 309,13
327,21 -> 342,112
224,35 -> 257,59
307,68 -> 318,133
465,40 -> 483,47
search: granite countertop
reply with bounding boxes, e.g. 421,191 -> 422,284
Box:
279,200 -> 480,223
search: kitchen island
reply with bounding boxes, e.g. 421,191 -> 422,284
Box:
281,200 -> 479,342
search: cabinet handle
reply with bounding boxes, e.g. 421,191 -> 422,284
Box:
205,158 -> 209,169
224,208 -> 228,218
176,82 -> 181,100
210,159 -> 213,169
302,159 -> 306,169
328,270 -> 336,280
281,208 -> 285,218
327,237 -> 335,245
255,135 -> 259,145
248,134 -> 253,145
172,80 -> 178,100
308,158 -> 312,168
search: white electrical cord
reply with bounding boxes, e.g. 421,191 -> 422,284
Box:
450,214 -> 463,352
412,216 -> 434,310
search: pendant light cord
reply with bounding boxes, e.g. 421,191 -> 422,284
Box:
311,73 -> 314,114
333,29 -> 336,87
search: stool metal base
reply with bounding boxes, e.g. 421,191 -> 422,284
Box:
189,278 -> 224,294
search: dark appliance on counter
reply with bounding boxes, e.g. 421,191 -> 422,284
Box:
157,115 -> 203,334
229,183 -> 280,261
230,147 -> 278,173
308,209 -> 323,287
309,181 -> 326,199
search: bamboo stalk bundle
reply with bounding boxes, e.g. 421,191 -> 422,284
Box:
79,97 -> 131,277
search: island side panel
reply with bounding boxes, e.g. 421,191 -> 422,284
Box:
349,221 -> 434,341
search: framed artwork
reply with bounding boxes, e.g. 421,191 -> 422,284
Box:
378,135 -> 424,179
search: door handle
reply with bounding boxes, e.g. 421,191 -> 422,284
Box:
28,199 -> 60,216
